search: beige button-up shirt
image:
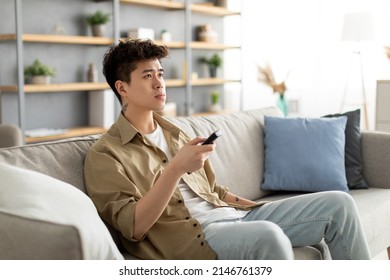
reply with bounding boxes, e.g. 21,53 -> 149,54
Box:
84,113 -> 248,260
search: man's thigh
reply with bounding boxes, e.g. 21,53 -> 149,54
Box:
244,191 -> 352,246
203,219 -> 293,259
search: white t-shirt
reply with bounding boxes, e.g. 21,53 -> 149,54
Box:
146,124 -> 248,227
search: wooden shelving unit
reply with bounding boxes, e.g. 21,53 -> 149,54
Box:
1,0 -> 242,143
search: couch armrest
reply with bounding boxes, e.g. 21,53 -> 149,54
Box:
361,131 -> 390,189
0,212 -> 83,260
0,124 -> 22,148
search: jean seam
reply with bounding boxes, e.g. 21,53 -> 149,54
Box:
278,216 -> 329,227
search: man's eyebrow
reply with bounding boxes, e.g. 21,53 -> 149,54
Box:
142,68 -> 164,73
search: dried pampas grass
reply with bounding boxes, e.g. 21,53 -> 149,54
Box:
257,64 -> 289,96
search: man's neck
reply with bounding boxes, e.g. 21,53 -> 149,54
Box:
123,109 -> 156,135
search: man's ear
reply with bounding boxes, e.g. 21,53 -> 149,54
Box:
115,80 -> 128,97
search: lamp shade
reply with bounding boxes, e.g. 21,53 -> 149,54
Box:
341,12 -> 375,41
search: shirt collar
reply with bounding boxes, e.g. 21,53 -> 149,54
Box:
116,112 -> 181,145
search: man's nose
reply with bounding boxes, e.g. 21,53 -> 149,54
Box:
155,77 -> 164,89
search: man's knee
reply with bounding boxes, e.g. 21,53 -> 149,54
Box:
322,191 -> 357,213
252,221 -> 294,260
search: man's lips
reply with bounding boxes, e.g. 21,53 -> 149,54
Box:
155,93 -> 166,100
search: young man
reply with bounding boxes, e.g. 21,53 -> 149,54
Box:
83,39 -> 371,260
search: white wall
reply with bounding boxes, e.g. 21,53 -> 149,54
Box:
236,0 -> 390,130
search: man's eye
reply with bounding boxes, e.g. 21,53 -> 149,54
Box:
145,74 -> 152,78
159,72 -> 164,77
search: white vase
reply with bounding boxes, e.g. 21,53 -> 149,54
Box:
209,103 -> 222,113
161,31 -> 172,42
91,24 -> 106,37
31,76 -> 51,84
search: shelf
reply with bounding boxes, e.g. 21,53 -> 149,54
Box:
0,34 -> 114,45
0,80 -> 189,93
25,126 -> 107,144
166,79 -> 186,87
119,1 -> 239,16
191,78 -> 240,86
191,3 -> 240,16
0,33 -> 239,50
153,40 -> 239,50
0,82 -> 110,93
0,34 -> 189,49
166,78 -> 240,87
191,41 -> 240,50
154,40 -> 186,49
0,79 -> 238,93
120,0 -> 184,10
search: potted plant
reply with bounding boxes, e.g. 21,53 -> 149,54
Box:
24,59 -> 56,84
209,90 -> 222,112
86,10 -> 110,37
200,53 -> 223,78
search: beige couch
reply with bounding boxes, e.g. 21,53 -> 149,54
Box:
1,107 -> 390,260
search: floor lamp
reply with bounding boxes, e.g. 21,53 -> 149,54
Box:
341,12 -> 375,129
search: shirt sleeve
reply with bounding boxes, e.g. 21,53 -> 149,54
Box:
83,147 -> 142,243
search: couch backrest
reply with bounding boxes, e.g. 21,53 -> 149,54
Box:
168,107 -> 281,200
0,107 -> 282,200
0,135 -> 99,193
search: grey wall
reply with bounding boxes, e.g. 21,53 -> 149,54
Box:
0,0 -> 224,129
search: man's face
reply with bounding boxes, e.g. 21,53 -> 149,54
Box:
123,58 -> 166,112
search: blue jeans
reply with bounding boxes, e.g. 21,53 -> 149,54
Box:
203,191 -> 371,260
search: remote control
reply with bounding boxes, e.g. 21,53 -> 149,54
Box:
187,130 -> 222,175
202,129 -> 222,145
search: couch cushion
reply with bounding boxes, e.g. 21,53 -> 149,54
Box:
0,211 -> 83,260
323,109 -> 368,189
292,244 -> 329,260
349,188 -> 390,257
0,162 -> 123,260
261,116 -> 349,192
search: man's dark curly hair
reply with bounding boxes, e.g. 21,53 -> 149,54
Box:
102,38 -> 169,105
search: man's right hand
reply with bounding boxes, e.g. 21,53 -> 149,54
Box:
170,137 -> 216,175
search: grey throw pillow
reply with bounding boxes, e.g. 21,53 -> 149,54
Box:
323,109 -> 368,189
